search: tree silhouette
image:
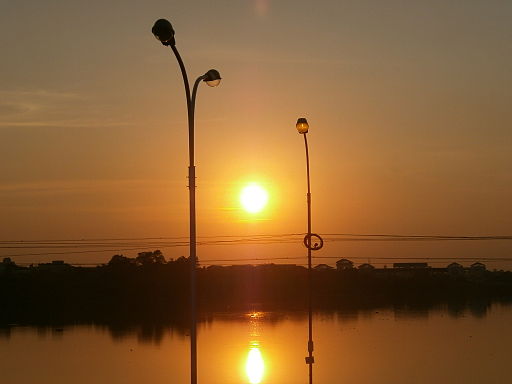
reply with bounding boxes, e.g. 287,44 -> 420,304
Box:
135,250 -> 166,266
107,254 -> 134,267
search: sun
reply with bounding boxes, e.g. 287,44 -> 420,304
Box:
240,183 -> 269,213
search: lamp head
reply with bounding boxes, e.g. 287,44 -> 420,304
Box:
203,69 -> 222,87
152,19 -> 175,46
296,117 -> 309,134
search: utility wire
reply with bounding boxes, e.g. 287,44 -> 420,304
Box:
2,232 -> 512,259
2,232 -> 512,243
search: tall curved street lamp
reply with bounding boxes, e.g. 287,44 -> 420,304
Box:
296,117 -> 324,384
152,18 -> 221,384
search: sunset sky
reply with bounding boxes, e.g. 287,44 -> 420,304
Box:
1,0 -> 511,267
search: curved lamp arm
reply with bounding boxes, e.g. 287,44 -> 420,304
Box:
169,45 -> 195,165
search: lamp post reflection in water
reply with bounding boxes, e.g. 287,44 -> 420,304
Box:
245,312 -> 265,384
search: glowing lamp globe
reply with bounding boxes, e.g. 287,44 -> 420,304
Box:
296,117 -> 309,134
203,69 -> 222,87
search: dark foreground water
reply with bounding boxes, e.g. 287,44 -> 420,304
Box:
1,303 -> 511,384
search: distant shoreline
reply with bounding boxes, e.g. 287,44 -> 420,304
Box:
1,254 -> 512,325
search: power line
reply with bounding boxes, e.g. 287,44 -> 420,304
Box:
0,233 -> 302,244
2,232 -> 512,259
2,232 -> 512,244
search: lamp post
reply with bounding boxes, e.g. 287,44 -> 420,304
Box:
296,117 -> 323,384
152,18 -> 221,384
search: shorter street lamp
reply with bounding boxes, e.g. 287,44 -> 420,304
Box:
152,17 -> 221,384
296,117 -> 323,384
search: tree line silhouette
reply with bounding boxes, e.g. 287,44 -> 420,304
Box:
1,250 -> 512,325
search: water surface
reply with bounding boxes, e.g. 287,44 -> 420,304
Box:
1,303 -> 511,383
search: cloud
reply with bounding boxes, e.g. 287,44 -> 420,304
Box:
0,120 -> 133,128
190,46 -> 368,67
0,179 -> 179,194
0,88 -> 79,118
0,90 -> 79,99
0,89 -> 132,129
0,89 -> 79,112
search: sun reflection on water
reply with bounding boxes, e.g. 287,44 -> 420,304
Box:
245,312 -> 265,383
246,344 -> 265,383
